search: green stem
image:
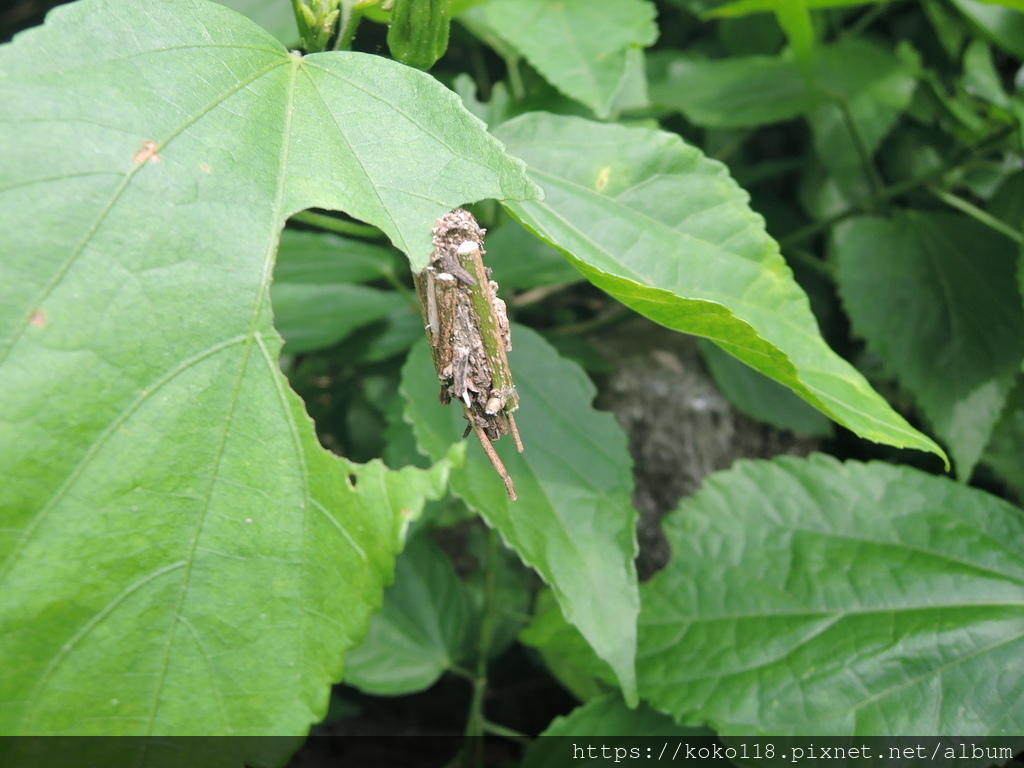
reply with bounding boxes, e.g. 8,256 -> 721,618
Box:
333,3 -> 364,50
470,45 -> 492,102
464,527 -> 499,751
710,129 -> 754,164
481,720 -> 532,743
930,187 -> 1023,244
551,302 -> 631,336
291,210 -> 383,239
447,663 -> 476,681
506,54 -> 525,101
507,281 -> 576,308
786,247 -> 836,278
386,272 -> 418,307
840,1 -> 891,39
290,0 -> 315,51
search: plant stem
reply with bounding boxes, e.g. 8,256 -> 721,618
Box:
385,273 -> 418,306
333,3 -> 364,50
508,281 -> 577,308
506,54 -> 525,101
708,129 -> 753,165
448,663 -> 476,680
786,247 -> 835,278
464,527 -> 499,764
290,0 -> 315,51
482,720 -> 531,743
470,45 -> 492,102
551,302 -> 631,336
840,1 -> 891,39
929,187 -> 1023,244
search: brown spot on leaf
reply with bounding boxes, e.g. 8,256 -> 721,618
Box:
30,308 -> 46,327
200,163 -> 210,173
133,140 -> 160,164
596,166 -> 611,192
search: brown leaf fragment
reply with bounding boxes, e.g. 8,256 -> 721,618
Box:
133,140 -> 160,164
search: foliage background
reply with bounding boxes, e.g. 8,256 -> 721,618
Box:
2,0 -> 1024,763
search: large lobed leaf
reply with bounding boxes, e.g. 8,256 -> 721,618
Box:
493,112 -> 945,462
0,0 -> 537,737
402,327 -> 640,704
637,454 -> 1024,735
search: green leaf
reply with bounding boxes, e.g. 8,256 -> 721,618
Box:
0,0 -> 536,735
609,46 -> 653,115
951,0 -> 1024,59
477,0 -> 658,118
963,40 -> 1010,108
539,693 -> 708,737
0,736 -> 301,768
272,284 -> 407,354
462,526 -> 533,661
648,38 -> 918,149
989,171 -> 1024,227
213,0 -> 300,45
360,305 -> 428,363
637,454 -> 1024,735
453,72 -> 513,128
834,212 -> 1024,479
520,694 -> 710,767
718,14 -> 786,56
519,588 -> 617,702
705,0 -> 883,17
772,0 -> 816,82
648,50 -> 809,127
343,534 -> 468,695
982,392 -> 1024,497
923,0 -> 968,56
402,326 -> 640,704
975,0 -> 1024,10
271,230 -> 408,353
275,229 -> 399,285
809,40 -> 919,198
699,339 -> 833,436
485,218 -> 584,290
493,113 -> 946,463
